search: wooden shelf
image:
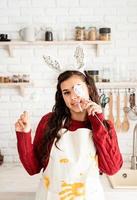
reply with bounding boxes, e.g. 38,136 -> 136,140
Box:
0,81 -> 136,96
0,82 -> 33,96
96,82 -> 137,89
0,40 -> 111,57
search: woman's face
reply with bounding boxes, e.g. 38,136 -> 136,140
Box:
60,75 -> 89,113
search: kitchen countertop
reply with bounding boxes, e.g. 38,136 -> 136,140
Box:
100,174 -> 137,200
0,164 -> 40,192
0,164 -> 137,200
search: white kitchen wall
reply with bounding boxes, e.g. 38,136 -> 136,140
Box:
0,0 -> 137,166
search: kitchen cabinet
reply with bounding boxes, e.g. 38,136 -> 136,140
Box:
0,40 -> 111,57
0,82 -> 33,96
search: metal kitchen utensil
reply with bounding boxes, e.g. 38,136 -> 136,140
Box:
73,84 -> 85,111
99,93 -> 110,108
73,84 -> 106,129
73,84 -> 84,97
123,106 -> 137,121
108,91 -> 114,123
123,91 -> 137,121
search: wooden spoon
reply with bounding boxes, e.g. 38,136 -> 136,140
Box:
108,91 -> 114,123
122,92 -> 130,132
115,91 -> 121,132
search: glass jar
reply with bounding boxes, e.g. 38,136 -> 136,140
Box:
88,27 -> 97,41
99,28 -> 111,41
84,29 -> 89,40
0,76 -> 4,83
75,26 -> 85,41
4,76 -> 10,83
87,70 -> 99,82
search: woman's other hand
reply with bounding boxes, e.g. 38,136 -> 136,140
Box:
81,99 -> 102,116
15,111 -> 31,133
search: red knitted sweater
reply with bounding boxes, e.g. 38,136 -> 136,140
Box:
16,112 -> 123,176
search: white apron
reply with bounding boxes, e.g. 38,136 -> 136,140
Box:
35,128 -> 105,200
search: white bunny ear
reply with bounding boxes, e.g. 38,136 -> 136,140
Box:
74,46 -> 85,70
43,55 -> 62,72
43,46 -> 85,75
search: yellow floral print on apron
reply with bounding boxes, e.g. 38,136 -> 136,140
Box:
43,176 -> 50,189
35,128 -> 105,200
59,181 -> 85,199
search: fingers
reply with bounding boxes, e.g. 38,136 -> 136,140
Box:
15,121 -> 24,132
87,103 -> 102,116
19,119 -> 26,129
15,122 -> 21,131
81,99 -> 102,116
15,111 -> 30,132
20,111 -> 29,124
80,98 -> 90,109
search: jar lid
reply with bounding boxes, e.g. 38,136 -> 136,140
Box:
87,70 -> 99,75
99,28 -> 111,34
89,27 -> 96,29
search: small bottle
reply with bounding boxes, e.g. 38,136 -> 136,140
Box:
99,28 -> 111,41
0,150 -> 4,165
22,74 -> 30,82
45,28 -> 53,41
12,75 -> 19,83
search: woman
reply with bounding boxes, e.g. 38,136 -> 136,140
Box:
15,70 -> 123,200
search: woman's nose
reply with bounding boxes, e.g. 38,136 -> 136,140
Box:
71,92 -> 78,100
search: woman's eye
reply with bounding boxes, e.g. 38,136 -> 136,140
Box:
63,91 -> 70,95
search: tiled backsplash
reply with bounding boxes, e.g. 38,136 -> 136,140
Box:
0,0 -> 137,165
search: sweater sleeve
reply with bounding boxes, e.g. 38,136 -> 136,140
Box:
16,112 -> 52,175
88,113 -> 123,175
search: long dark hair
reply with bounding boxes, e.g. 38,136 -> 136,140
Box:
39,70 -> 100,164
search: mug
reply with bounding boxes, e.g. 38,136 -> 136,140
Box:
45,31 -> 53,41
19,26 -> 39,42
0,34 -> 8,40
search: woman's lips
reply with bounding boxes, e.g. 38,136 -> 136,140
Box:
72,102 -> 83,111
71,101 -> 80,106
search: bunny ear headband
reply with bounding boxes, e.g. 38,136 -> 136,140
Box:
43,46 -> 85,75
